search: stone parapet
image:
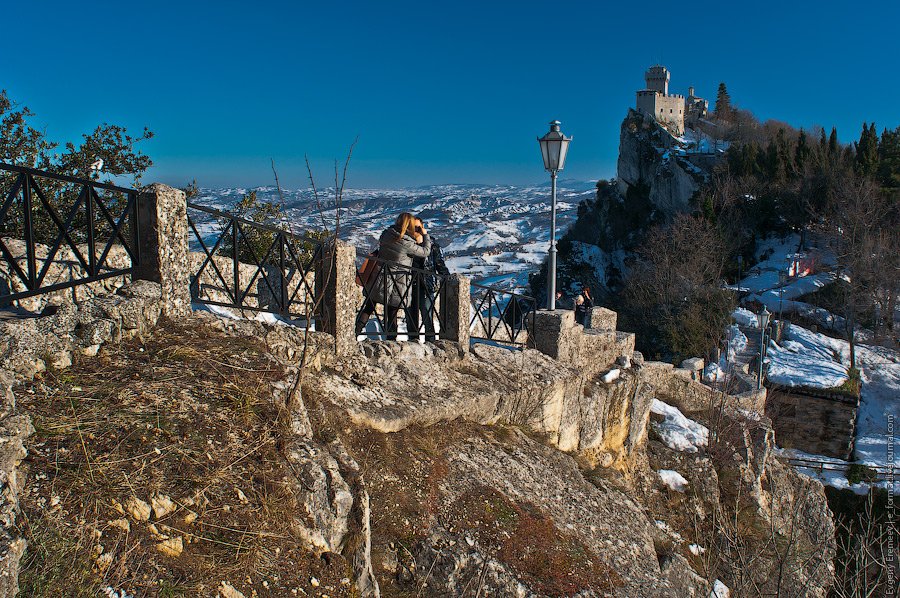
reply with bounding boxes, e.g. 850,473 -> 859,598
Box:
587,307 -> 617,332
530,308 -> 634,376
135,184 -> 190,318
443,274 -> 470,351
316,240 -> 357,356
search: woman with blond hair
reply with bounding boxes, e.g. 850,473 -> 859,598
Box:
356,212 -> 432,340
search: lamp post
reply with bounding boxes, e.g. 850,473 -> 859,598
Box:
756,306 -> 771,390
778,270 -> 787,323
537,120 -> 572,311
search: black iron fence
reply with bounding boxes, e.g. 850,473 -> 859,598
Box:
469,282 -> 535,347
0,163 -> 140,304
187,202 -> 326,323
354,251 -> 450,341
779,455 -> 895,484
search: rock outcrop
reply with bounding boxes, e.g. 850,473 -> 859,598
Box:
616,109 -> 709,216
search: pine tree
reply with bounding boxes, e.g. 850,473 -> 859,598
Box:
878,125 -> 900,188
819,128 -> 827,151
855,122 -> 879,177
795,129 -> 811,172
714,83 -> 732,120
828,127 -> 839,156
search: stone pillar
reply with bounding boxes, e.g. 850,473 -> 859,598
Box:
443,274 -> 470,351
587,306 -> 617,332
134,184 -> 190,318
317,239 -> 357,356
531,309 -> 580,362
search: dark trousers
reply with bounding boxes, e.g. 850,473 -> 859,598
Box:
356,299 -> 401,340
407,284 -> 437,342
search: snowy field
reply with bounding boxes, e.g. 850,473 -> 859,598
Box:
191,182 -> 596,293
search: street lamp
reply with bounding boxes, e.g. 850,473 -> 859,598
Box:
756,306 -> 771,390
537,120 -> 572,311
778,270 -> 787,323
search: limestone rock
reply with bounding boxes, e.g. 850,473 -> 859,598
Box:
218,582 -> 245,598
108,519 -> 130,533
151,494 -> 176,519
125,497 -> 151,522
286,443 -> 353,554
156,536 -> 183,557
218,581 -> 245,598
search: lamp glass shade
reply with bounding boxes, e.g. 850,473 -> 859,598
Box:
537,121 -> 572,172
757,307 -> 771,329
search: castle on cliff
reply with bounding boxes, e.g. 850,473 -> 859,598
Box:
635,65 -> 708,136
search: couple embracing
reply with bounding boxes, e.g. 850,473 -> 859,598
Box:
355,212 -> 450,341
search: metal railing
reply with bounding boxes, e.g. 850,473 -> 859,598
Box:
469,282 -> 535,347
780,455 -> 895,484
0,163 -> 140,304
187,202 -> 326,323
354,251 -> 449,341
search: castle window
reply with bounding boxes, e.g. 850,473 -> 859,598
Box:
670,109 -> 673,113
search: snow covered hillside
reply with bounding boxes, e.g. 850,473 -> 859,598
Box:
727,233 -> 899,493
190,182 -> 594,292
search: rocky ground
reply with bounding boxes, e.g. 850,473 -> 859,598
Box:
4,309 -> 839,597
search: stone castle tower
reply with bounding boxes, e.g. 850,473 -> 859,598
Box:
635,65 -> 708,136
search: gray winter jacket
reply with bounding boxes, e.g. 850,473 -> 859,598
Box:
364,225 -> 432,307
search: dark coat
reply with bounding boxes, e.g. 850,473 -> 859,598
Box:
412,242 -> 451,294
364,226 -> 432,307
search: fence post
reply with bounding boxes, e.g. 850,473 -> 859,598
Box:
317,239 -> 357,356
134,184 -> 191,317
443,274 -> 470,351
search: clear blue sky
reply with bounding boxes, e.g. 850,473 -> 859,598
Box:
2,0 -> 898,189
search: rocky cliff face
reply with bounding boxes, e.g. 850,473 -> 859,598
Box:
549,110 -> 722,296
1,297 -> 836,597
616,109 -> 710,216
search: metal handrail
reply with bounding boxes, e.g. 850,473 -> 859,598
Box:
469,281 -> 536,347
187,203 -> 325,320
0,162 -> 138,194
354,252 -> 450,341
187,201 -> 331,245
0,163 -> 139,304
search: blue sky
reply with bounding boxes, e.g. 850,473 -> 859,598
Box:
2,0 -> 898,189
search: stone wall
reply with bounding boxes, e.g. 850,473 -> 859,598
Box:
530,309 -> 635,379
0,280 -> 164,598
766,388 -> 858,460
636,91 -> 685,135
640,360 -> 767,416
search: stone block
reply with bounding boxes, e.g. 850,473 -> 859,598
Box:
587,307 -> 617,332
530,309 -> 579,361
316,240 -> 357,356
443,274 -> 470,351
680,357 -> 704,372
135,184 -> 190,318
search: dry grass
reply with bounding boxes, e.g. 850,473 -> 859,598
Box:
16,318 -> 354,597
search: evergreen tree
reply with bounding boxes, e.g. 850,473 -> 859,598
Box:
828,127 -> 839,156
877,126 -> 900,188
795,129 -> 811,172
855,122 -> 880,177
714,83 -> 732,120
819,128 -> 827,151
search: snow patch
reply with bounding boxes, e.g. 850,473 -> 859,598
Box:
658,469 -> 689,492
651,399 -> 709,453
